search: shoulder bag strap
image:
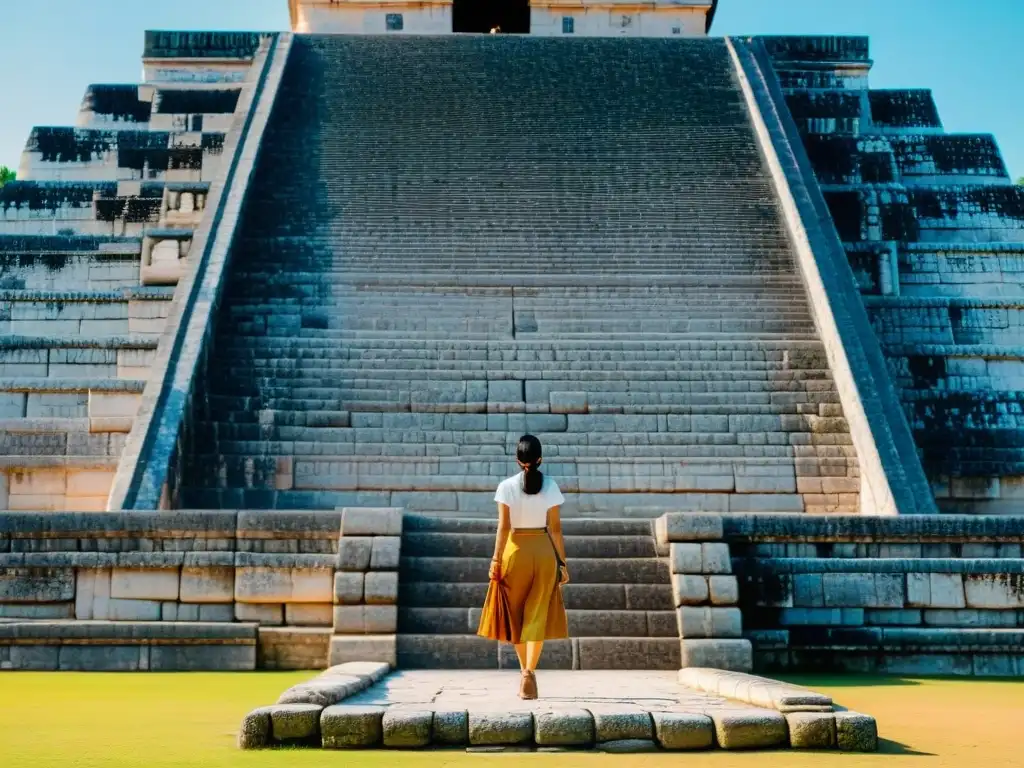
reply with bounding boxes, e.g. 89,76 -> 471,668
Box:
545,528 -> 566,569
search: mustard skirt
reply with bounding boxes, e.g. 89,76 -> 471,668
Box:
477,529 -> 569,644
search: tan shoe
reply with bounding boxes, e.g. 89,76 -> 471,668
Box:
519,670 -> 538,700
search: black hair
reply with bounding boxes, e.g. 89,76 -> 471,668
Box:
517,434 -> 544,495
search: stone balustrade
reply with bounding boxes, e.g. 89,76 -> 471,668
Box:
657,513 -> 753,672
331,507 -> 402,668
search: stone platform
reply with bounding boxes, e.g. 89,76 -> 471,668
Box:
239,666 -> 878,752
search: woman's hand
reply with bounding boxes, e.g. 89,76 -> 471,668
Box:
559,565 -> 570,586
488,559 -> 501,582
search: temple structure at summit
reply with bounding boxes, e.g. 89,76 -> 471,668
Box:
288,0 -> 720,36
0,1 -> 1022,684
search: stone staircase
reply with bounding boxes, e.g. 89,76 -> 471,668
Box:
396,514 -> 679,669
179,34 -> 860,515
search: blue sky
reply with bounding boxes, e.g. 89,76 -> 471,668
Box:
2,0 -> 1021,179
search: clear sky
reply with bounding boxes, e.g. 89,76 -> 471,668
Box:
1,0 -> 1021,179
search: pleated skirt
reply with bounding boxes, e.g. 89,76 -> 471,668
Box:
477,529 -> 568,643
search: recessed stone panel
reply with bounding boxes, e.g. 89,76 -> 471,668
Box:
110,568 -> 180,601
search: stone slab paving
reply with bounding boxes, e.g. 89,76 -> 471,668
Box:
239,666 -> 879,752
345,669 -> 731,713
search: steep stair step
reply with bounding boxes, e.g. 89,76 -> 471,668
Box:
398,607 -> 679,637
396,634 -> 681,670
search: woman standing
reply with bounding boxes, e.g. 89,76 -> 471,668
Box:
478,435 -> 570,700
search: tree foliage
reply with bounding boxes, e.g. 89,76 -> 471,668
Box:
0,166 -> 15,188
1017,176 -> 1024,186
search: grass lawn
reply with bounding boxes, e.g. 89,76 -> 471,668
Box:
0,671 -> 1021,767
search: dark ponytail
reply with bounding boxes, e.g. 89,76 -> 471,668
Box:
517,434 -> 544,496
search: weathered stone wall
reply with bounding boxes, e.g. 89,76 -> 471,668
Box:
0,509 -> 378,671
0,31 -> 270,513
726,514 -> 1024,676
142,31 -> 270,84
762,35 -> 1024,512
19,128 -> 226,183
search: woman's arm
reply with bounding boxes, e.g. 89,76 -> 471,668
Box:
489,503 -> 511,580
547,506 -> 570,584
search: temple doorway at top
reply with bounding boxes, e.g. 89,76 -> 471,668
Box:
453,0 -> 530,34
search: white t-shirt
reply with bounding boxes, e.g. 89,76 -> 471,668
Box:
494,472 -> 565,529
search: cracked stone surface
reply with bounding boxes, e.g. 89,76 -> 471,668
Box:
343,670 -> 757,716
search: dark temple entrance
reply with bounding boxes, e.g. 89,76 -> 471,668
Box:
453,0 -> 530,34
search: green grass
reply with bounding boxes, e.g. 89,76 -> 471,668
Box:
1,671 -> 1022,767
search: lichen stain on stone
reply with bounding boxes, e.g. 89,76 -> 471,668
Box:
869,89 -> 941,128
926,135 -> 1005,175
124,197 -> 162,223
143,31 -> 265,60
910,187 -> 1024,222
157,89 -> 240,115
0,181 -> 114,212
846,248 -> 882,294
168,149 -> 203,171
786,91 -> 862,120
880,203 -> 919,240
117,131 -> 173,172
1003,573 -> 1024,599
761,35 -> 870,63
804,135 -> 859,183
40,253 -> 72,273
202,134 -> 226,154
27,128 -> 116,164
823,190 -> 865,242
82,84 -> 150,123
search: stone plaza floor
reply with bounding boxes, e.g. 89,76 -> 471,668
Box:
345,669 -> 739,714
238,665 -> 877,751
